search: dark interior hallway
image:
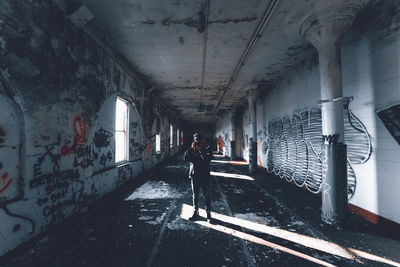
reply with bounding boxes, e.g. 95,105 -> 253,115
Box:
1,0 -> 400,265
2,153 -> 399,267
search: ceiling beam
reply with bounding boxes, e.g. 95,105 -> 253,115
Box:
198,0 -> 210,123
212,0 -> 280,115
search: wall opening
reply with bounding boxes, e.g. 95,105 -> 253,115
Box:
170,124 -> 173,148
181,130 -> 184,145
156,134 -> 161,153
177,128 -> 180,146
115,97 -> 129,163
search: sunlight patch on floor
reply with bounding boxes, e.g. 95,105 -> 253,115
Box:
211,160 -> 248,165
180,204 -> 400,267
210,171 -> 254,181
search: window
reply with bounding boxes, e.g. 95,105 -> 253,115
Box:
177,129 -> 180,146
156,133 -> 161,153
181,131 -> 183,145
170,124 -> 173,148
115,97 -> 129,163
155,118 -> 161,153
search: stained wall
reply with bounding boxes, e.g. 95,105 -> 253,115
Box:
0,0 -> 184,256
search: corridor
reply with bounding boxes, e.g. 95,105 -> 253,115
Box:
2,154 -> 399,267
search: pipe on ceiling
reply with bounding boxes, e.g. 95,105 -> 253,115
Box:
212,0 -> 280,114
198,0 -> 210,123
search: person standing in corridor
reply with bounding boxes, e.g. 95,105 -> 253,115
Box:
184,133 -> 213,222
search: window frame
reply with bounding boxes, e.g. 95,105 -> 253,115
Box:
115,96 -> 130,164
176,128 -> 180,146
156,133 -> 161,154
170,124 -> 173,148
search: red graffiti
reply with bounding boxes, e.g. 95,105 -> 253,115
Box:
145,141 -> 152,159
257,140 -> 262,167
61,115 -> 87,156
73,116 -> 87,144
217,136 -> 224,152
0,173 -> 13,194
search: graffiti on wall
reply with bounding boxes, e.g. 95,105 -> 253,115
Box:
145,140 -> 153,159
93,127 -> 113,151
116,164 -> 133,187
0,128 -> 13,195
377,103 -> 400,145
264,98 -> 372,199
29,115 -> 116,223
60,116 -> 114,168
31,141 -> 82,223
0,173 -> 13,194
61,115 -> 87,156
130,121 -> 144,161
0,123 -> 19,203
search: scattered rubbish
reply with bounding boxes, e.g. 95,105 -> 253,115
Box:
125,181 -> 182,200
139,215 -> 153,221
80,207 -> 89,213
37,236 -> 49,245
235,213 -> 278,226
84,229 -> 93,234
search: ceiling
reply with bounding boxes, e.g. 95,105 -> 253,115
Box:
53,0 -> 368,123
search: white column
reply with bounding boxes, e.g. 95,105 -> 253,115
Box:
299,2 -> 367,226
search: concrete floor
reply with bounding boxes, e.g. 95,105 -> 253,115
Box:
1,153 -> 400,267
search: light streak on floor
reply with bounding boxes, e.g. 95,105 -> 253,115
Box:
180,204 -> 400,267
211,160 -> 249,165
210,171 -> 254,181
180,204 -> 336,267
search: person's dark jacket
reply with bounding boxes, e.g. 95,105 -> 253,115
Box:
184,146 -> 213,179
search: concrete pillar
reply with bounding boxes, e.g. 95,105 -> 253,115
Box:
299,2 -> 367,226
246,90 -> 258,174
230,111 -> 236,160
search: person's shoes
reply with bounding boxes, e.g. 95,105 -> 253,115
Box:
189,210 -> 199,221
206,212 -> 212,223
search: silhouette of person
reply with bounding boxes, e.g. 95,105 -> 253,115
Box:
184,132 -> 213,222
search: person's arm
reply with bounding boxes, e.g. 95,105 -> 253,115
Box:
203,146 -> 213,162
184,145 -> 196,162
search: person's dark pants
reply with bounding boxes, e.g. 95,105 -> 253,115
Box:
191,175 -> 211,212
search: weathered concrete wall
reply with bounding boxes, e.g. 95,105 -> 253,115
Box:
0,0 -> 184,256
260,0 -> 400,224
215,0 -> 400,224
215,108 -> 250,160
215,112 -> 232,156
340,0 -> 400,224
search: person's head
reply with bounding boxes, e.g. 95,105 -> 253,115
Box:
193,132 -> 203,145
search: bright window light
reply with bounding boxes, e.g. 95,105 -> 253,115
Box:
156,133 -> 161,153
115,97 -> 129,163
177,129 -> 180,146
170,124 -> 173,148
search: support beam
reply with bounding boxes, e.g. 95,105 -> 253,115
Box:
299,2 -> 367,226
246,90 -> 258,174
230,111 -> 236,160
